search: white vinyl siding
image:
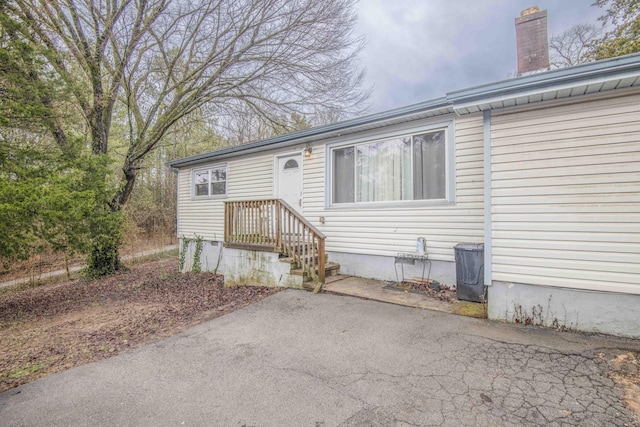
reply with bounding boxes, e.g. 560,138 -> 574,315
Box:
178,167 -> 225,240
491,93 -> 640,295
176,114 -> 484,262
306,114 -> 484,262
178,152 -> 272,240
177,146 -> 303,240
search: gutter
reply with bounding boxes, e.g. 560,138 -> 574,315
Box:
448,52 -> 640,106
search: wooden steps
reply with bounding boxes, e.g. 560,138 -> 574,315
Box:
291,262 -> 340,279
279,253 -> 328,267
284,259 -> 340,293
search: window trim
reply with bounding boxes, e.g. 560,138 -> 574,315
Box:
191,163 -> 228,200
326,120 -> 455,208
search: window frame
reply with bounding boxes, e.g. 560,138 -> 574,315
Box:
191,163 -> 228,199
326,121 -> 455,208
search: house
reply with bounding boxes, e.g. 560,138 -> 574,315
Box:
168,51 -> 640,338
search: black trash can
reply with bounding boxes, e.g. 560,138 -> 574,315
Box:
454,243 -> 485,302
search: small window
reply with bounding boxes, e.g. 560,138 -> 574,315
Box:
284,159 -> 299,170
192,165 -> 227,198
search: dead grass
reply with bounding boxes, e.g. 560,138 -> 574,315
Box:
607,352 -> 640,419
0,232 -> 176,284
0,258 -> 277,392
452,301 -> 487,319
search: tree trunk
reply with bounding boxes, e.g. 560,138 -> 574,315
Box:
86,164 -> 135,278
111,164 -> 138,212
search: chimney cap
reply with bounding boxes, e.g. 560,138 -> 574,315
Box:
521,6 -> 540,17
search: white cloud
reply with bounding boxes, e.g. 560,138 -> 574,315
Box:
356,0 -> 603,112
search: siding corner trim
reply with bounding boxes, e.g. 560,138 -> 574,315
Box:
483,109 -> 492,286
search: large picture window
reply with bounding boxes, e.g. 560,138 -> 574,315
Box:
332,129 -> 447,204
193,165 -> 227,198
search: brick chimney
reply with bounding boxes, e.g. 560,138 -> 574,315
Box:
515,6 -> 549,76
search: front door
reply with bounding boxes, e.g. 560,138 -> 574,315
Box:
277,154 -> 302,212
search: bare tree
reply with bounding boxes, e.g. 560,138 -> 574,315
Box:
549,23 -> 602,69
8,0 -> 368,208
215,105 -> 313,146
7,0 -> 368,272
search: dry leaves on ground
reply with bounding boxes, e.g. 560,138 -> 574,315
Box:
389,280 -> 457,303
0,258 -> 277,392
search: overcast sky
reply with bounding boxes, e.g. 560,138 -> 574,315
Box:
355,0 -> 603,113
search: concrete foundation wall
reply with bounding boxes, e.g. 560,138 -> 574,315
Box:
179,239 -> 302,288
488,281 -> 640,339
180,240 -> 457,288
180,239 -> 225,273
328,251 -> 456,286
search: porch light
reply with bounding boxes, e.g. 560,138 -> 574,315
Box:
304,144 -> 313,158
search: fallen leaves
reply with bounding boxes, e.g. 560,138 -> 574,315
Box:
0,258 -> 277,392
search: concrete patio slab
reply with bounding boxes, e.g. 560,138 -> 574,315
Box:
324,274 -> 455,314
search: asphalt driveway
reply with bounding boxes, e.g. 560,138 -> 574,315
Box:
1,290 -> 639,426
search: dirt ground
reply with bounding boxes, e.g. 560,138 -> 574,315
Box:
0,233 -> 176,283
601,351 -> 640,419
0,258 -> 277,392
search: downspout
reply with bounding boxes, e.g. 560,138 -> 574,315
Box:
483,110 -> 492,288
169,166 -> 180,244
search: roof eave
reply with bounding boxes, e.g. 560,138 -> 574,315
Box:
448,53 -> 640,111
168,53 -> 640,169
167,97 -> 451,168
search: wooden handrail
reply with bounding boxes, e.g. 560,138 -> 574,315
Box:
224,199 -> 326,285
276,199 -> 326,239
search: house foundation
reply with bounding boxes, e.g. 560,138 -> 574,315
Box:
179,239 -> 223,273
488,281 -> 640,339
327,251 -> 457,286
179,238 -> 304,288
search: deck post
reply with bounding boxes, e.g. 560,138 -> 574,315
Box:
275,200 -> 282,250
224,203 -> 229,242
317,237 -> 326,285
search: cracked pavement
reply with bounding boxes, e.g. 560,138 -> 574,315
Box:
1,290 -> 639,426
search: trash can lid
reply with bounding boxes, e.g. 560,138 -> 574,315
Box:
454,243 -> 484,251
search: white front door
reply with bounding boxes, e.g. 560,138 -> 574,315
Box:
276,154 -> 302,212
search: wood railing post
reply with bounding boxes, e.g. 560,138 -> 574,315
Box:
318,237 -> 325,285
275,200 -> 282,250
224,203 -> 229,242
